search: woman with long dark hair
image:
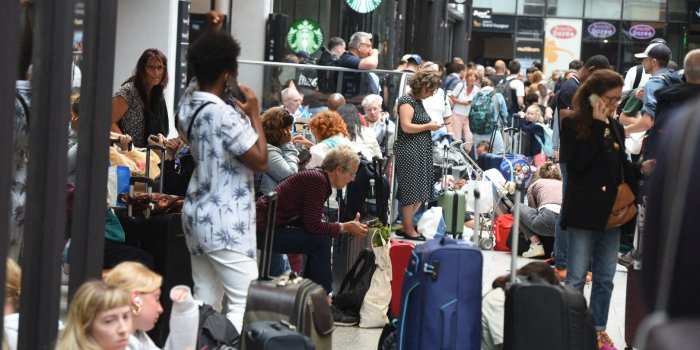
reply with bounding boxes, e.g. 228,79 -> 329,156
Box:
560,69 -> 636,350
112,49 -> 170,147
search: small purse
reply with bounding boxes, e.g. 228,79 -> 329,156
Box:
606,120 -> 637,229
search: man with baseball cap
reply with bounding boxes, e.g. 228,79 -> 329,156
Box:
624,42 -> 682,136
623,38 -> 667,91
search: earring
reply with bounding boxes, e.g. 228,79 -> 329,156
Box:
132,296 -> 143,316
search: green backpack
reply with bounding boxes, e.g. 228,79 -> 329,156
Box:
468,91 -> 497,134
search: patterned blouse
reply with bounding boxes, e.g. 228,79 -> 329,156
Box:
176,83 -> 259,258
114,82 -> 147,147
11,81 -> 30,251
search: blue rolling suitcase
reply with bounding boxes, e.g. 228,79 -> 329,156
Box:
397,237 -> 483,350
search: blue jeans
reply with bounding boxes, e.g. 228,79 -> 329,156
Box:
565,226 -> 620,330
272,226 -> 333,293
268,253 -> 291,277
554,162 -> 569,269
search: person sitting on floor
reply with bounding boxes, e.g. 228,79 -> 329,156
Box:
519,162 -> 562,258
255,145 -> 368,293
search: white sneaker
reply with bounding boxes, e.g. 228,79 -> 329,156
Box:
522,242 -> 545,258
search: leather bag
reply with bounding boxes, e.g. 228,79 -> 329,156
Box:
606,182 -> 637,229
607,119 -> 637,229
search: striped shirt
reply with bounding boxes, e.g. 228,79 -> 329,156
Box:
256,169 -> 341,237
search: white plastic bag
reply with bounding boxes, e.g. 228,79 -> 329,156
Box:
625,132 -> 645,155
359,232 -> 392,328
417,206 -> 443,239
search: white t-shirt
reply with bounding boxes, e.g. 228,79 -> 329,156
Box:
422,88 -> 453,133
623,65 -> 651,91
450,82 -> 480,116
508,74 -> 526,98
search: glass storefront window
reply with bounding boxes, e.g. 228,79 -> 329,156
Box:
517,17 -> 544,40
517,0 -> 545,16
546,0 -> 584,17
584,0 -> 621,19
667,0 -> 688,22
581,20 -> 620,71
619,21 -> 665,73
473,0 -> 517,14
623,0 -> 666,21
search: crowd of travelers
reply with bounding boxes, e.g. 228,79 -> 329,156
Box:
8,2 -> 700,349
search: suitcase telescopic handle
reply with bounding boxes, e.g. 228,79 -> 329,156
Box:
509,181 -> 523,285
260,191 -> 278,280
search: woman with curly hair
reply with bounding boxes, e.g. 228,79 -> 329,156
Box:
112,48 -> 170,147
394,69 -> 442,240
306,110 -> 350,169
518,161 -> 563,258
260,107 -> 312,194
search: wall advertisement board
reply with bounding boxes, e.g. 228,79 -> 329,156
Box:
543,18 -> 582,76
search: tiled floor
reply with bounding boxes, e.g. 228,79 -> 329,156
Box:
333,248 -> 630,349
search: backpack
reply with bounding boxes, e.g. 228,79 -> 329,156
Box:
317,46 -> 340,93
495,77 -> 516,113
468,91 -> 498,134
197,304 -> 240,350
534,122 -> 554,157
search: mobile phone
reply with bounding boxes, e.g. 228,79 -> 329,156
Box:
588,94 -> 599,106
363,218 -> 379,226
149,135 -> 160,142
440,122 -> 451,126
225,75 -> 247,103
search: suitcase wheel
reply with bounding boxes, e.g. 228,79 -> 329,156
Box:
480,237 -> 494,250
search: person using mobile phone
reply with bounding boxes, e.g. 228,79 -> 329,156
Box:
559,69 -> 636,349
176,30 -> 267,332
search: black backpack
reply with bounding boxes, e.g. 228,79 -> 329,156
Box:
496,77 -> 517,113
197,304 -> 240,350
317,46 -> 340,93
332,248 -> 377,315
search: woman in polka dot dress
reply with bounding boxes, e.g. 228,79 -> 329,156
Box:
394,69 -> 442,240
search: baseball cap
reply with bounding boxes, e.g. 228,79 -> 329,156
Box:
400,54 -> 412,63
296,51 -> 310,59
407,54 -> 423,65
634,43 -> 671,61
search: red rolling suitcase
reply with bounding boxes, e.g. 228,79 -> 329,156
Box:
388,239 -> 414,318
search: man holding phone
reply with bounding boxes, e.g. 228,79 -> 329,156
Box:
337,32 -> 380,101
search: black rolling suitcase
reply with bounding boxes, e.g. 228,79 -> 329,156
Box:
503,182 -> 597,350
242,192 -> 334,350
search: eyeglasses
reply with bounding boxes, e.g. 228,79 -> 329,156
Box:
601,95 -> 621,105
146,65 -> 165,71
359,42 -> 372,48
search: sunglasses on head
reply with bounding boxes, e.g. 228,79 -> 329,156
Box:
281,108 -> 294,128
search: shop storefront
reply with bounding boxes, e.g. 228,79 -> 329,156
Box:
470,0 -> 697,75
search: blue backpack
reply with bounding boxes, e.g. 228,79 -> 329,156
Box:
534,122 -> 554,157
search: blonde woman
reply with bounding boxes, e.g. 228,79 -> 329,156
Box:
104,262 -> 198,350
4,259 -> 21,350
55,280 -> 133,350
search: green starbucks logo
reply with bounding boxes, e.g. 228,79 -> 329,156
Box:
287,18 -> 324,55
346,0 -> 383,13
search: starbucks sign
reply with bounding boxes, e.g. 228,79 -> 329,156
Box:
287,19 -> 324,55
346,0 -> 383,13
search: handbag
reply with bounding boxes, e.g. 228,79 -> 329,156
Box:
606,119 -> 637,229
359,230 -> 392,328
